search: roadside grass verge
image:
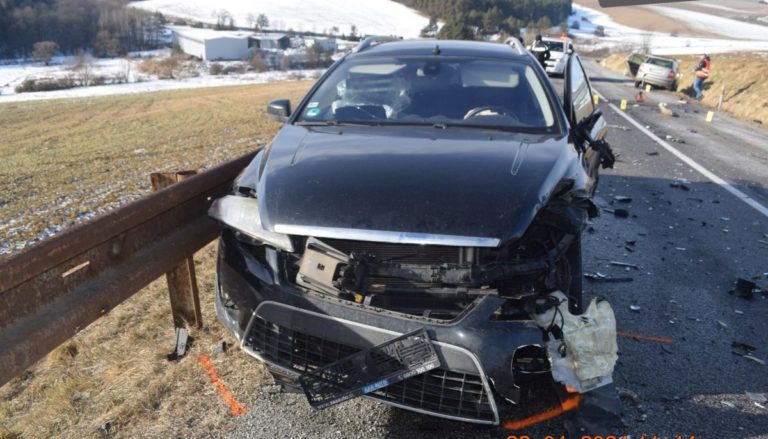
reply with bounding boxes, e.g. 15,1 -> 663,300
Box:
0,81 -> 311,438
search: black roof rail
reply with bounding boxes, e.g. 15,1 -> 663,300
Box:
354,36 -> 403,53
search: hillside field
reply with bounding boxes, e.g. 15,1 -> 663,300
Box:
0,81 -> 310,438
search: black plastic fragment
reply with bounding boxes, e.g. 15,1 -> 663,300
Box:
299,328 -> 441,409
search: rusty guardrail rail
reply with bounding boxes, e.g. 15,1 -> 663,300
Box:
0,151 -> 256,387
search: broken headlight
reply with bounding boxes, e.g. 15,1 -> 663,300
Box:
209,195 -> 294,252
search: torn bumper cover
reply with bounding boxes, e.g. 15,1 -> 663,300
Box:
215,229 -> 620,426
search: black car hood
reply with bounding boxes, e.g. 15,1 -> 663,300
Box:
238,125 -> 585,244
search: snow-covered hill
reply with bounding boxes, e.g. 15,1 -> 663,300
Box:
130,0 -> 429,38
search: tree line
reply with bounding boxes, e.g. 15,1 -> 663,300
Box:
394,0 -> 572,39
0,0 -> 165,59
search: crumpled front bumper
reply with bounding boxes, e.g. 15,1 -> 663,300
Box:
215,237 -> 547,425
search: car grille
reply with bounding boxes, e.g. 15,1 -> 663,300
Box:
243,315 -> 496,423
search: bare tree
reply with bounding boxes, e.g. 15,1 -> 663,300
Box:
256,14 -> 269,31
68,51 -> 94,86
32,41 -> 59,65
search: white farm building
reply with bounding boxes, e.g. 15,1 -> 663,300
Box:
171,27 -> 251,61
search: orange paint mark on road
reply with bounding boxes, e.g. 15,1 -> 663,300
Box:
503,395 -> 582,431
197,354 -> 248,416
618,331 -> 673,344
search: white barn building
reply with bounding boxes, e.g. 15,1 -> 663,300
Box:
171,27 -> 251,61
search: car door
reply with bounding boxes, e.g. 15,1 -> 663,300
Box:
563,54 -> 611,195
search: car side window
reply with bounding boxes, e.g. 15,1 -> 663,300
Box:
568,56 -> 595,126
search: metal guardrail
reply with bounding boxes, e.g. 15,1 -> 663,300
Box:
0,151 -> 256,387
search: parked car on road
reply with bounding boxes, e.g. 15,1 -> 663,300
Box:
209,38 -> 617,427
533,36 -> 574,77
633,54 -> 679,90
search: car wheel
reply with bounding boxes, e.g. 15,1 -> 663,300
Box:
634,81 -> 641,88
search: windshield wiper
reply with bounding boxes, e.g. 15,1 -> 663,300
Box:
296,120 -> 383,127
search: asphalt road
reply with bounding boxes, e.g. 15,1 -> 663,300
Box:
229,59 -> 768,439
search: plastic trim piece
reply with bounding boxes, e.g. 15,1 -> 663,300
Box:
272,224 -> 501,248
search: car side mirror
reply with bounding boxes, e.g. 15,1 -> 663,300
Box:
567,48 -> 574,54
267,99 -> 291,122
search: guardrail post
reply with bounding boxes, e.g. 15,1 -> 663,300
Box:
151,171 -> 203,330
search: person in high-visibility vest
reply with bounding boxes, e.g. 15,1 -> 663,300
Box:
693,54 -> 711,101
530,35 -> 550,69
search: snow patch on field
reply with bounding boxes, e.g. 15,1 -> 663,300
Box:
647,5 -> 768,41
130,0 -> 429,38
571,4 -> 768,55
0,69 -> 322,103
0,53 -> 323,103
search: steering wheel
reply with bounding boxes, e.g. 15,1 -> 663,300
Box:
463,106 -> 519,122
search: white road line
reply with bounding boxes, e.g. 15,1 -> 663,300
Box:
595,90 -> 768,219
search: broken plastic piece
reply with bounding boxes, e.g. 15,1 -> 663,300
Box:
531,292 -> 618,393
730,278 -> 758,300
298,328 -> 441,409
584,273 -> 633,283
167,327 -> 189,361
602,208 -> 629,218
610,261 -> 639,270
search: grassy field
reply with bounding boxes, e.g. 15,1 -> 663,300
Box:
600,52 -> 768,125
0,82 -> 311,438
0,82 -> 311,255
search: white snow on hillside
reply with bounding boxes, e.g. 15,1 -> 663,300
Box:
130,0 -> 429,38
570,4 -> 768,55
647,5 -> 768,41
0,53 -> 323,103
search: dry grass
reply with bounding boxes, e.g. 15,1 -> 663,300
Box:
0,81 -> 311,255
0,81 -> 311,438
0,243 -> 272,438
600,52 -> 768,125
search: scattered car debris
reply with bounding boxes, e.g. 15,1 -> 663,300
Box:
167,327 -> 190,361
610,261 -> 639,270
585,273 -> 634,283
625,240 -> 637,246
670,179 -> 691,191
609,124 -> 631,131
629,304 -> 641,312
602,207 -> 630,218
732,341 -> 757,352
613,195 -> 632,203
743,355 -> 767,366
730,278 -> 759,300
735,309 -> 744,315
617,388 -> 640,403
646,151 -> 660,156
658,102 -> 679,117
716,320 -> 728,329
747,392 -> 767,404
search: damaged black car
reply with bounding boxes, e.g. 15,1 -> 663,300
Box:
209,38 -> 618,427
